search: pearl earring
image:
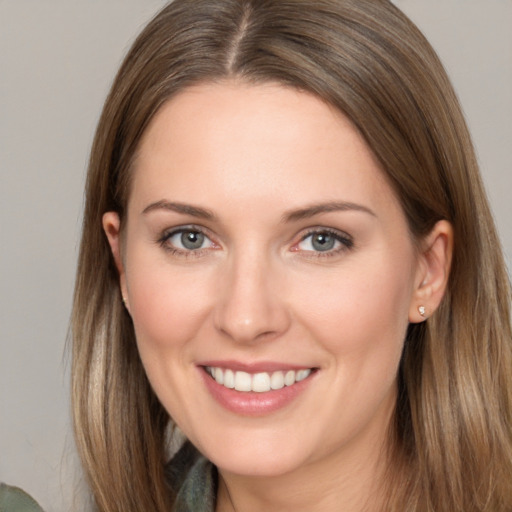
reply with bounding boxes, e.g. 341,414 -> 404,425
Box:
418,305 -> 426,317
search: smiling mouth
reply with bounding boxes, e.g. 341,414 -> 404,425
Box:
204,366 -> 315,393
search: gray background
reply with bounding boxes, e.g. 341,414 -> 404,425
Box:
1,1 -> 511,511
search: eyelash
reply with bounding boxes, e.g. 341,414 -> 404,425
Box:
294,228 -> 354,258
157,225 -> 217,258
157,226 -> 354,258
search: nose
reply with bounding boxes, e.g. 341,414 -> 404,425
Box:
213,251 -> 291,344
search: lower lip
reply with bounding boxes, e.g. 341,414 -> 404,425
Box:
199,368 -> 315,416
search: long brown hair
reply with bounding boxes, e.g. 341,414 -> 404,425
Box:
72,0 -> 512,510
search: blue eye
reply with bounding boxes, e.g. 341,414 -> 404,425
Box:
163,228 -> 214,252
297,230 -> 352,253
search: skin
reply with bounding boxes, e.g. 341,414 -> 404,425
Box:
104,82 -> 452,511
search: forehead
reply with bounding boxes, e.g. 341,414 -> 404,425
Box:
130,81 -> 401,221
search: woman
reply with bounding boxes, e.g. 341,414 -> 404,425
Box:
71,0 -> 512,511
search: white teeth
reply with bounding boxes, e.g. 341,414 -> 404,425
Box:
284,370 -> 296,386
270,371 -> 285,390
252,372 -> 271,392
296,369 -> 310,382
206,367 -> 312,393
224,369 -> 235,389
214,367 -> 224,385
234,371 -> 252,392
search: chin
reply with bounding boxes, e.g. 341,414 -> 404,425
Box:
196,431 -> 315,478
215,454 -> 305,478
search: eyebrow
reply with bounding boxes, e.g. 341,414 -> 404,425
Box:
142,200 -> 215,220
141,199 -> 375,222
282,201 -> 376,222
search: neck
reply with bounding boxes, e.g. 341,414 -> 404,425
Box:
216,424 -> 394,512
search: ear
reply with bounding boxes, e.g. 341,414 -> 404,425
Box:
103,211 -> 129,310
409,220 -> 453,323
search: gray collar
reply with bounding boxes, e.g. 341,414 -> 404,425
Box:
166,441 -> 217,512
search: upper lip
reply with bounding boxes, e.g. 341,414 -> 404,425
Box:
198,360 -> 317,373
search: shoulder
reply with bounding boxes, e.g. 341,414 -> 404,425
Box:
0,483 -> 45,512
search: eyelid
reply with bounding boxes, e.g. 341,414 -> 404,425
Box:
291,227 -> 354,256
156,224 -> 353,258
157,224 -> 220,255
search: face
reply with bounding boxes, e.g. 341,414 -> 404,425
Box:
104,82 -> 437,479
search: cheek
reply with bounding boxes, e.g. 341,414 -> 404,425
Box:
293,254 -> 414,362
124,255 -> 216,416
291,261 -> 412,439
126,256 -> 213,354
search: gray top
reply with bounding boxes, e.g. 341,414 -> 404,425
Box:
0,443 -> 214,512
166,441 -> 216,512
0,483 -> 44,512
